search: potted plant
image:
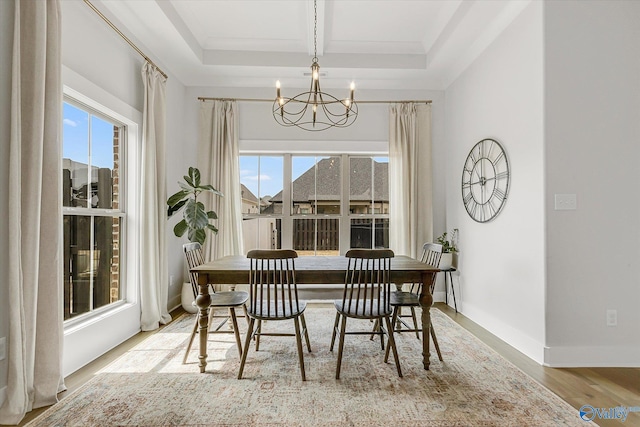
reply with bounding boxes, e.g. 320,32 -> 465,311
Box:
167,166 -> 223,245
436,228 -> 458,269
167,167 -> 223,312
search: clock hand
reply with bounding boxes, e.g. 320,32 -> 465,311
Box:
470,176 -> 497,186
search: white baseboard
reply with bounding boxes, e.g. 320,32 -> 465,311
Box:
168,293 -> 182,314
544,346 -> 640,367
461,303 -> 545,364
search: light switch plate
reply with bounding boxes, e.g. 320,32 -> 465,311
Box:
0,336 -> 5,361
554,194 -> 577,210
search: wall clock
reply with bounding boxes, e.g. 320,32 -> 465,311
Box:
461,138 -> 510,223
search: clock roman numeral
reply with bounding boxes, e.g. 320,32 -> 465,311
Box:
493,187 -> 506,201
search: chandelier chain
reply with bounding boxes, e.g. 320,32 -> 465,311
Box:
313,0 -> 318,62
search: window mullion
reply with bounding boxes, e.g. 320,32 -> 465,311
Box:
339,154 -> 349,255
282,154 -> 292,250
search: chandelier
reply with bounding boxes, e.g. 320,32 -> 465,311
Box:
272,0 -> 358,131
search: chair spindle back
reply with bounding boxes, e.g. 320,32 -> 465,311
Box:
341,249 -> 394,317
247,249 -> 300,318
183,242 -> 206,298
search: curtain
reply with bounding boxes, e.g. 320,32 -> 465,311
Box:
0,1 -> 65,424
388,103 -> 433,258
139,62 -> 171,331
198,100 -> 244,261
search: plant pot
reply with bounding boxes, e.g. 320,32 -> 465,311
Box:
181,282 -> 198,314
439,252 -> 458,270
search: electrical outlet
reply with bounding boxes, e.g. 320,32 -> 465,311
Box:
170,275 -> 175,287
554,194 -> 577,210
606,309 -> 617,327
0,336 -> 6,361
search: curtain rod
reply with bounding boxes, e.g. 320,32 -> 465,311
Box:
83,0 -> 168,80
197,97 -> 431,104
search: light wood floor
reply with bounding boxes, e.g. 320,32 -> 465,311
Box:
9,303 -> 640,427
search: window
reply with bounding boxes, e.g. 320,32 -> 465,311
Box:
62,100 -> 125,321
349,157 -> 390,249
240,154 -> 388,255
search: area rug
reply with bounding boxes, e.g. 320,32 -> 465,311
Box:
27,307 -> 586,426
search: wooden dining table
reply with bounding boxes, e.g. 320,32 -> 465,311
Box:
191,254 -> 439,373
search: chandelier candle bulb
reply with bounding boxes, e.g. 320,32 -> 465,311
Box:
276,80 -> 281,98
350,82 -> 355,102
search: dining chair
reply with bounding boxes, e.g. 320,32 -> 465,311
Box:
384,242 -> 444,361
238,249 -> 312,381
330,249 -> 402,379
182,242 -> 249,364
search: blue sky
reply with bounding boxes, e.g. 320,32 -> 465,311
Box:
63,102 -> 115,169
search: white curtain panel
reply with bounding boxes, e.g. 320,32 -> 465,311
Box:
198,100 -> 244,261
139,63 -> 171,331
389,103 -> 433,258
0,0 -> 65,424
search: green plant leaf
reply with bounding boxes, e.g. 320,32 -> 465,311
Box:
185,199 -> 209,230
167,199 -> 186,217
189,167 -> 201,188
188,228 -> 206,245
178,181 -> 195,192
173,219 -> 188,237
183,175 -> 194,187
207,210 -> 218,219
167,190 -> 189,207
198,184 -> 223,197
206,223 -> 218,233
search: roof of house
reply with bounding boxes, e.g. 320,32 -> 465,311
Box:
269,157 -> 388,203
240,184 -> 259,204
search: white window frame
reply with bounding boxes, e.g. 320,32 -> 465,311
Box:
239,140 -> 388,255
62,96 -> 128,323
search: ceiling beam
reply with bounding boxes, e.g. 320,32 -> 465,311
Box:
308,0 -> 325,57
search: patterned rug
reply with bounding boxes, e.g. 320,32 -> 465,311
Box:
27,307 -> 586,426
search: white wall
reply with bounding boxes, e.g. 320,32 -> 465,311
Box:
0,0 -> 15,402
544,1 -> 640,366
61,0 -> 188,374
444,2 -> 545,362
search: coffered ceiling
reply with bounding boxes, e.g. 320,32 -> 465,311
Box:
97,0 -> 530,91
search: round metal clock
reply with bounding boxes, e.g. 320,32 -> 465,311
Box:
461,138 -> 510,223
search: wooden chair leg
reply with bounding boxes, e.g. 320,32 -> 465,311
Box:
329,312 -> 340,351
182,315 -> 199,364
255,320 -> 262,351
238,318 -> 255,379
293,316 -> 306,381
300,313 -> 312,352
242,303 -> 250,325
383,315 -> 403,377
395,306 -> 403,331
385,309 -> 400,362
369,319 -> 380,340
335,314 -> 348,379
410,307 -> 420,339
430,321 -> 443,361
229,307 -> 243,359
